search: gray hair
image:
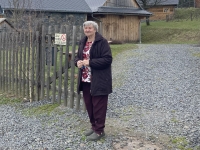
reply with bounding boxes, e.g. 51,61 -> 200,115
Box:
83,21 -> 98,31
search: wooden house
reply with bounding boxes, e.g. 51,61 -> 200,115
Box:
85,0 -> 152,42
144,0 -> 179,20
0,0 -> 151,42
0,18 -> 16,32
195,0 -> 200,7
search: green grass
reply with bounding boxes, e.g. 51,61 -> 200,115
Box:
110,44 -> 138,58
171,117 -> 179,123
0,94 -> 22,105
142,20 -> 200,30
170,137 -> 192,150
22,103 -> 60,116
194,146 -> 200,150
141,20 -> 200,44
193,53 -> 200,57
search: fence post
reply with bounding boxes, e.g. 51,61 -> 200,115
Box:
64,25 -> 70,107
40,25 -> 46,100
1,32 -> 4,91
30,32 -> 35,102
11,33 -> 15,93
70,26 -> 77,108
22,32 -> 27,97
18,32 -> 23,96
0,33 -> 2,90
166,15 -> 169,22
26,32 -> 31,99
2,32 -> 6,92
76,26 -> 83,111
57,26 -> 65,104
52,25 -> 59,103
5,33 -> 9,92
35,22 -> 42,101
35,31 -> 40,101
46,26 -> 52,102
15,33 -> 19,96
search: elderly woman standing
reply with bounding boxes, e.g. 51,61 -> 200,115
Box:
75,21 -> 112,141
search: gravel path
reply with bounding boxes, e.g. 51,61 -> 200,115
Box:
0,44 -> 199,150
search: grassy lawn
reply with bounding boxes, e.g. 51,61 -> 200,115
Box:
22,103 -> 60,116
0,94 -> 22,106
110,44 -> 138,58
142,20 -> 200,30
141,20 -> 200,44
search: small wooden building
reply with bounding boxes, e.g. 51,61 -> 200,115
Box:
86,0 -> 152,42
146,0 -> 179,20
0,18 -> 16,32
195,0 -> 200,8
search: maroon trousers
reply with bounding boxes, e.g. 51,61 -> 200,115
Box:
82,82 -> 108,135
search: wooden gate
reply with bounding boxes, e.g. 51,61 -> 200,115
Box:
0,24 -> 85,111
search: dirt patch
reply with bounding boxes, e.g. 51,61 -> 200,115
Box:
113,137 -> 161,150
105,119 -> 163,150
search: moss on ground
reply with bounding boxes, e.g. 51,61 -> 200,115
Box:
193,53 -> 200,57
170,136 -> 192,150
0,94 -> 22,106
22,103 -> 60,116
110,44 -> 138,58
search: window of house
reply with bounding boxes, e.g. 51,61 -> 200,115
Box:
163,8 -> 170,13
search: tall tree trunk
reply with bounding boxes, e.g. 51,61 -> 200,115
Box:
146,16 -> 150,26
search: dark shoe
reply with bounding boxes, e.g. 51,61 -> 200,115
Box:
87,132 -> 105,141
84,129 -> 94,136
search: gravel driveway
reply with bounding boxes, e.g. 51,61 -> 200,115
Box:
0,44 -> 199,150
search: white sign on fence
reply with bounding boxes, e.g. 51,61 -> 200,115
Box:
55,33 -> 66,45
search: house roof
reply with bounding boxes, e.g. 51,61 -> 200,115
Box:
0,18 -> 14,28
0,0 -> 151,16
0,18 -> 6,23
139,0 -> 179,6
85,0 -> 151,16
0,0 -> 92,13
97,6 -> 152,15
157,0 -> 179,6
85,0 -> 107,11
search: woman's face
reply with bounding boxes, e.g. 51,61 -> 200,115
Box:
83,24 -> 96,37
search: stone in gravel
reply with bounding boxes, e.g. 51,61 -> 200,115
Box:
139,142 -> 144,147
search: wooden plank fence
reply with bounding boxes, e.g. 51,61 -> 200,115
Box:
0,24 -> 85,111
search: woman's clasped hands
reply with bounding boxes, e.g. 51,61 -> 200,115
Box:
77,60 -> 89,69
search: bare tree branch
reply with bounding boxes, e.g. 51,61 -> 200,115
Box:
138,0 -> 168,9
6,0 -> 43,31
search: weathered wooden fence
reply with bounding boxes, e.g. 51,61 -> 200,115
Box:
0,24 -> 85,111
